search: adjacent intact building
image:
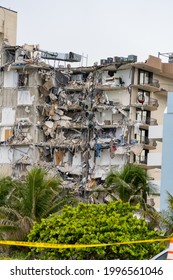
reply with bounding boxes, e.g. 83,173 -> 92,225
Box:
1,6 -> 173,208
158,92 -> 173,210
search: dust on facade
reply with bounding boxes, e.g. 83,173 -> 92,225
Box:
1,6 -> 173,209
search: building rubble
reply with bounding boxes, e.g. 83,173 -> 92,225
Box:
0,41 -> 160,194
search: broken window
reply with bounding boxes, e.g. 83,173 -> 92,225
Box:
4,49 -> 15,64
108,70 -> 117,77
0,127 -> 13,142
71,74 -> 83,82
138,69 -> 153,85
0,146 -> 13,164
112,113 -> 123,125
54,149 -> 64,165
13,147 -> 31,163
17,90 -> 34,105
5,129 -> 13,140
1,108 -> 15,125
4,71 -> 18,87
18,73 -> 29,87
13,119 -> 32,143
98,128 -> 116,139
41,146 -> 53,162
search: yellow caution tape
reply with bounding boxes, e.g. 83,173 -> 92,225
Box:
0,238 -> 171,249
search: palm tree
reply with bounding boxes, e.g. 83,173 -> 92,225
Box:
89,163 -> 159,220
111,164 -> 164,229
0,176 -> 16,207
160,192 -> 173,235
0,167 -> 76,241
105,164 -> 152,204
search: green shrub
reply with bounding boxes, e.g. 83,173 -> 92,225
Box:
28,201 -> 165,260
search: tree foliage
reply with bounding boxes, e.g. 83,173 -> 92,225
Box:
0,177 -> 16,207
89,164 -> 161,229
160,192 -> 173,235
28,200 -> 164,260
0,168 -> 76,241
89,164 -> 155,206
105,164 -> 151,203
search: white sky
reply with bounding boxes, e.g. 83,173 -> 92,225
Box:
1,0 -> 173,66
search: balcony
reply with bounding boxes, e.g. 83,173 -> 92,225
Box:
132,98 -> 159,111
136,155 -> 148,169
133,79 -> 160,93
149,125 -> 163,142
136,152 -> 160,169
139,118 -> 158,130
135,135 -> 157,150
141,137 -> 157,150
135,84 -> 159,93
64,81 -> 85,92
148,180 -> 160,195
95,79 -> 127,91
147,152 -> 162,168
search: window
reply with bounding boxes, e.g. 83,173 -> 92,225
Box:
136,110 -> 150,124
17,90 -> 34,105
1,108 -> 15,125
0,146 -> 13,163
136,129 -> 148,144
136,150 -> 148,164
138,69 -> 153,85
0,127 -> 13,142
18,73 -> 29,87
4,71 -> 18,87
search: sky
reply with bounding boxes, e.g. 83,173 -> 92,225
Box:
1,0 -> 173,66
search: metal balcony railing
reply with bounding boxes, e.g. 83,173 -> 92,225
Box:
149,98 -> 159,107
138,117 -> 158,126
139,79 -> 160,88
149,79 -> 160,88
136,98 -> 159,108
139,136 -> 157,147
146,117 -> 158,126
136,155 -> 148,164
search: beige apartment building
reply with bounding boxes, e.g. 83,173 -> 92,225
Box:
1,6 -> 173,208
0,6 -> 17,46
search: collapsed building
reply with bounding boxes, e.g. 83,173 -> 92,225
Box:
1,6 -> 173,208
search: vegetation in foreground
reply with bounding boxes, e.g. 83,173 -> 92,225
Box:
28,201 -> 165,260
0,167 -> 76,258
0,164 -> 172,259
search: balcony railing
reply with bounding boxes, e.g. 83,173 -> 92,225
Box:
139,79 -> 160,88
136,155 -> 147,165
149,79 -> 160,88
134,98 -> 159,109
146,117 -> 158,126
148,98 -> 159,107
139,136 -> 157,147
138,117 -> 158,126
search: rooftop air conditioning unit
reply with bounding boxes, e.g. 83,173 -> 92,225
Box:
169,55 -> 173,63
107,57 -> 113,63
100,59 -> 107,65
114,56 -> 121,63
120,57 -> 127,62
127,55 -> 137,62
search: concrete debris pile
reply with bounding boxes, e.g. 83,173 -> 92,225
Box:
0,42 -> 160,195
